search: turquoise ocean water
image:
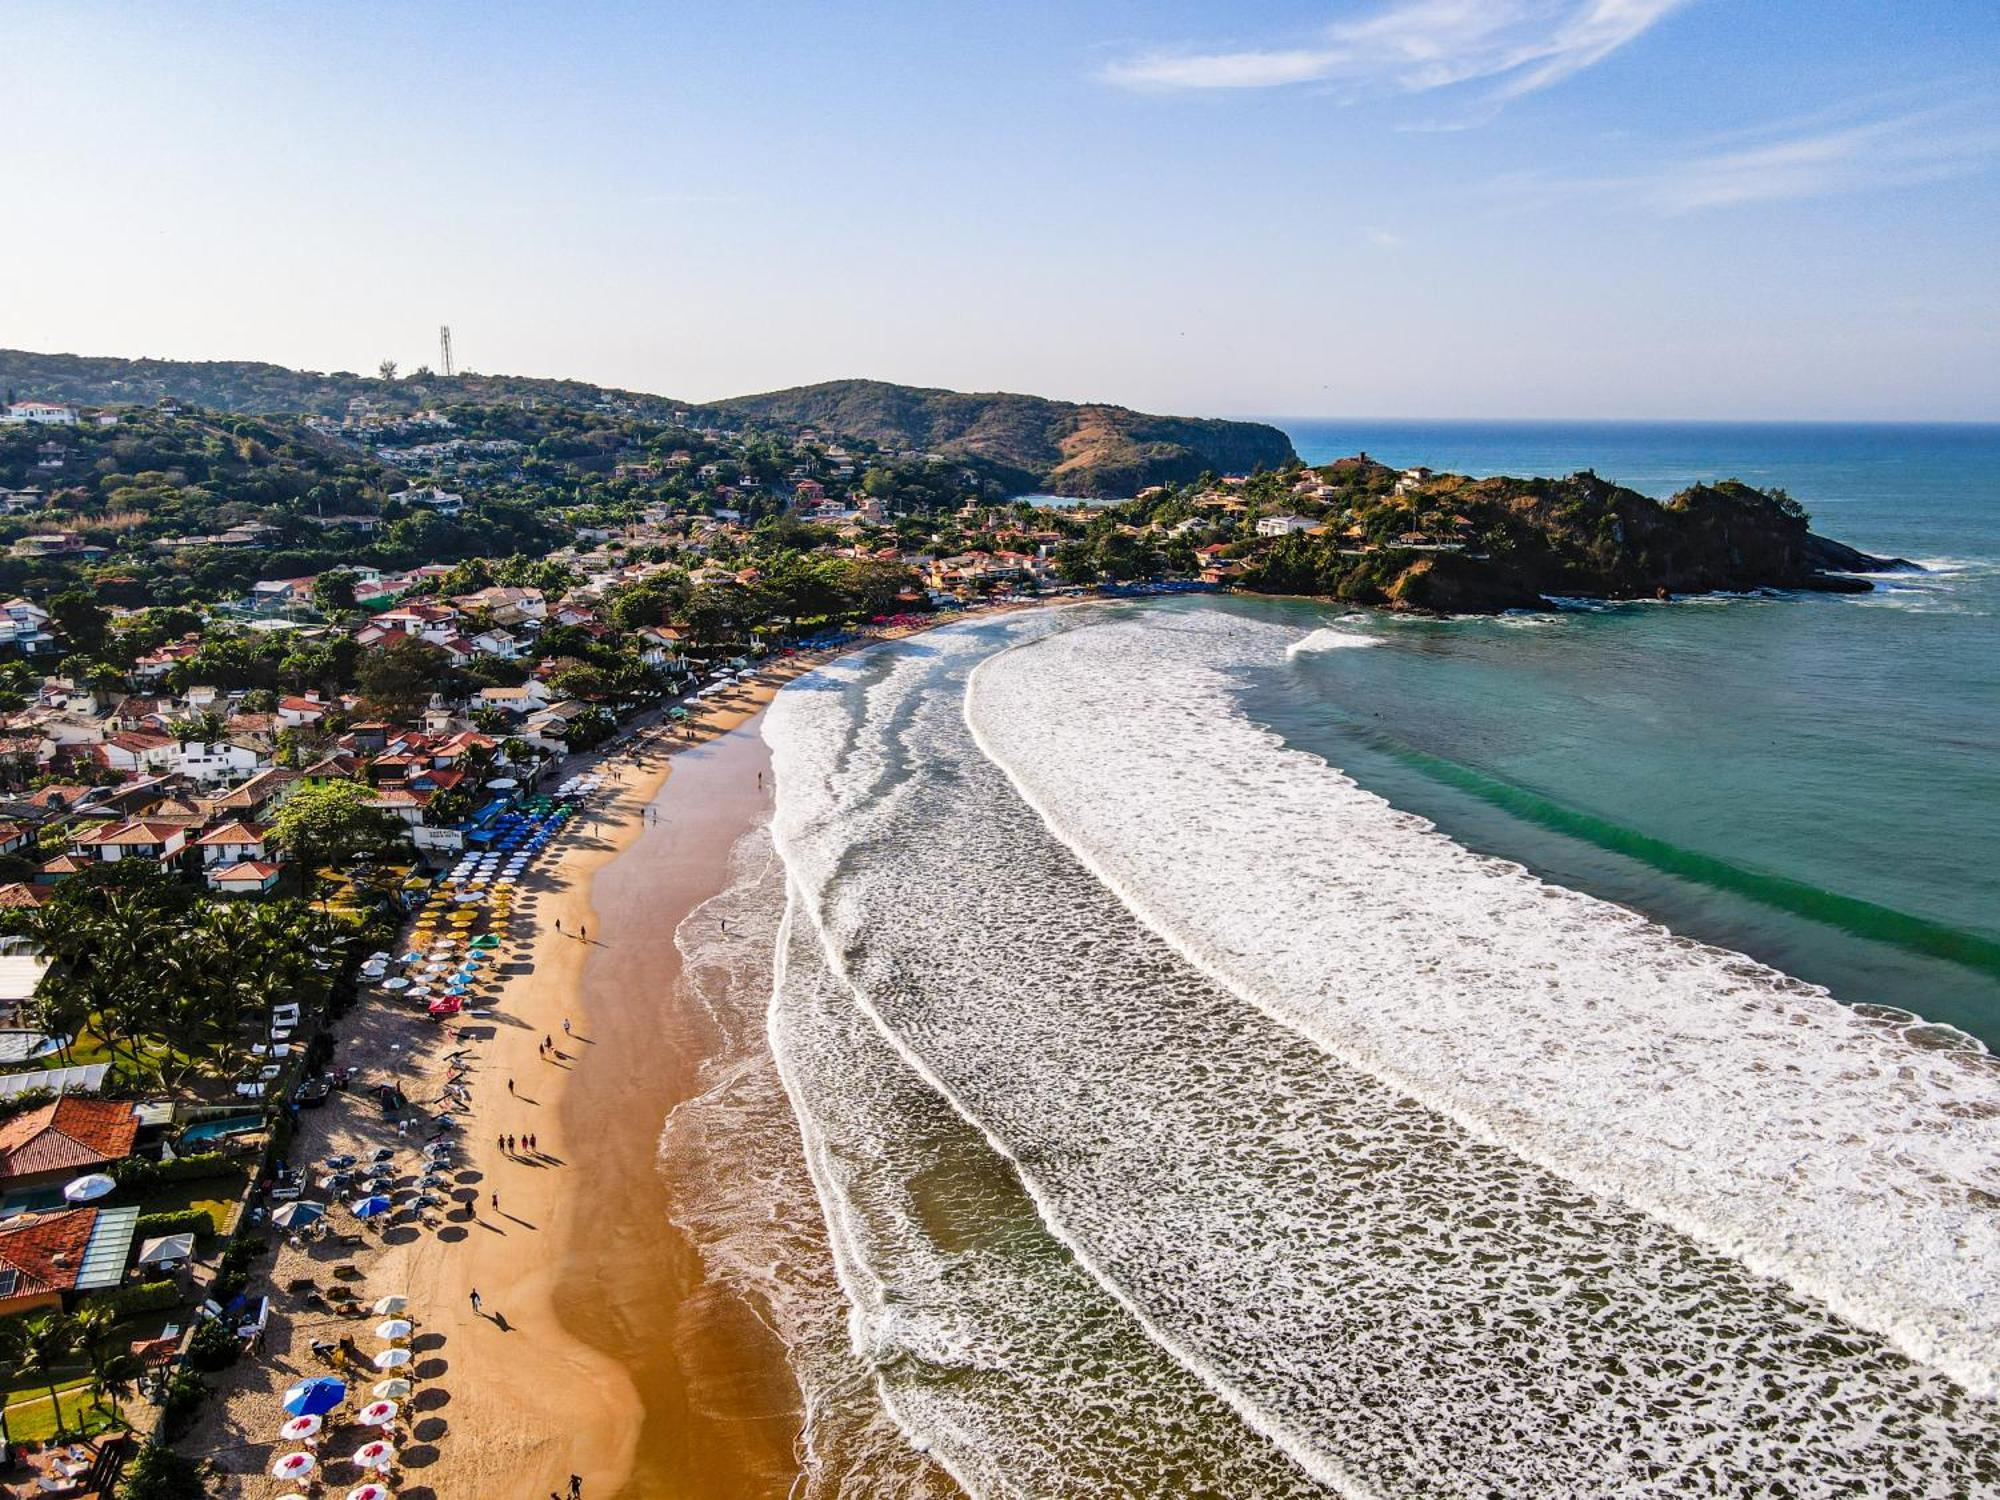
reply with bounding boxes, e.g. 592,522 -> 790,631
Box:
1241,420 -> 2000,1045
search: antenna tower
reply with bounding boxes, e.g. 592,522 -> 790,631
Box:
439,325 -> 455,378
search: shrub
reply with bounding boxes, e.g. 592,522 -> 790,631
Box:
119,1443 -> 209,1500
159,1370 -> 205,1440
132,1210 -> 213,1242
113,1152 -> 237,1194
184,1317 -> 238,1373
87,1280 -> 181,1319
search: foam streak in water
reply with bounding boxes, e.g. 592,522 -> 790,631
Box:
965,609 -> 2000,1398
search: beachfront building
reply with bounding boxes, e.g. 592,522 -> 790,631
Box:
0,1097 -> 139,1202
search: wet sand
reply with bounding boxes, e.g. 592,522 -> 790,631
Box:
553,721 -> 805,1499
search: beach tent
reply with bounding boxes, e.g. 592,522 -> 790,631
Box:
137,1233 -> 196,1268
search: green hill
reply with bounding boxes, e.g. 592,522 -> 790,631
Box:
0,352 -> 1295,498
704,378 -> 1296,497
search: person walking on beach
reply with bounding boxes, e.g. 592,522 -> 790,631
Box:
570,1477 -> 583,1499
507,1078 -> 515,1095
555,917 -> 562,934
470,1289 -> 483,1316
562,1018 -> 571,1036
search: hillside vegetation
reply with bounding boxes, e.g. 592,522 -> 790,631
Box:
705,378 -> 1295,497
0,353 -> 1294,498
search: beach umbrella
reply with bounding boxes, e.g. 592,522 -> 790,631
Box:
357,1398 -> 399,1426
374,1317 -> 413,1340
347,1486 -> 392,1500
382,977 -> 409,991
272,1201 -> 325,1229
353,1440 -> 397,1471
63,1173 -> 116,1203
371,1294 -> 409,1316
350,1195 -> 392,1219
370,1378 -> 413,1399
279,1414 -> 323,1441
270,1451 -> 317,1480
282,1377 -> 347,1416
371,1347 -> 412,1370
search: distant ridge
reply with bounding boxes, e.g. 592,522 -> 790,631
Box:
0,349 -> 1296,498
704,378 -> 1297,497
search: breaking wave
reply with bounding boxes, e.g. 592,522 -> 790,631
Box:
758,603 -> 2000,1497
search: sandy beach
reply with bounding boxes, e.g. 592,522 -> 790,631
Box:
186,658 -> 829,1500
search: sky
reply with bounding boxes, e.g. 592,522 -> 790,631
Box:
2,1 -> 1996,420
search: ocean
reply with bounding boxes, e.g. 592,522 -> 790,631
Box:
692,422 -> 2000,1497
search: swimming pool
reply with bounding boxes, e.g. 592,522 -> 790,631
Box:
179,1114 -> 262,1145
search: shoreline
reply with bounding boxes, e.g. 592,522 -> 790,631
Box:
182,651 -> 846,1498
188,616 -> 1014,1499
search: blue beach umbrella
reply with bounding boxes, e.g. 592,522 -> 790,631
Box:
350,1196 -> 392,1219
283,1377 -> 347,1416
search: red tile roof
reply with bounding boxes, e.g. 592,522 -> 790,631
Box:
0,1208 -> 97,1300
0,1099 -> 138,1182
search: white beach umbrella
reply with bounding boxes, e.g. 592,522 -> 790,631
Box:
370,1378 -> 413,1399
374,1318 -> 413,1340
370,1295 -> 409,1316
353,1440 -> 397,1471
347,1486 -> 392,1500
356,1399 -> 398,1426
278,1414 -> 323,1441
270,1451 -> 316,1480
63,1173 -> 116,1203
371,1347 -> 412,1370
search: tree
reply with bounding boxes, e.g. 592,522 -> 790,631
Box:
119,1441 -> 210,1500
49,591 -> 110,657
17,1311 -> 79,1439
377,359 -> 398,381
311,569 -> 357,613
270,781 -> 406,902
73,1302 -> 140,1428
354,635 -> 450,720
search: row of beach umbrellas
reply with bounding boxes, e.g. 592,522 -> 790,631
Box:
274,1299 -> 419,1485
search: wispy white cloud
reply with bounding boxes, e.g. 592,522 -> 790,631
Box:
1101,0 -> 1686,101
1363,225 -> 1404,247
1490,105 -> 2000,213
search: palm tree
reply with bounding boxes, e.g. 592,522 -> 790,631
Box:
69,1303 -> 137,1429
17,1311 -> 79,1439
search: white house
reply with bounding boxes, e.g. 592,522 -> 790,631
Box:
1255,514 -> 1317,538
193,821 -> 270,867
1,403 -> 77,427
173,740 -> 265,787
275,695 -> 330,729
208,860 -> 281,895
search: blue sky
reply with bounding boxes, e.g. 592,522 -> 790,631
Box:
2,1 -> 1996,419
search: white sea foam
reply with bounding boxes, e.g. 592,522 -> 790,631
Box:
763,610 -> 2000,1496
966,608 -> 2000,1400
656,831 -> 949,1500
1286,626 -> 1381,655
